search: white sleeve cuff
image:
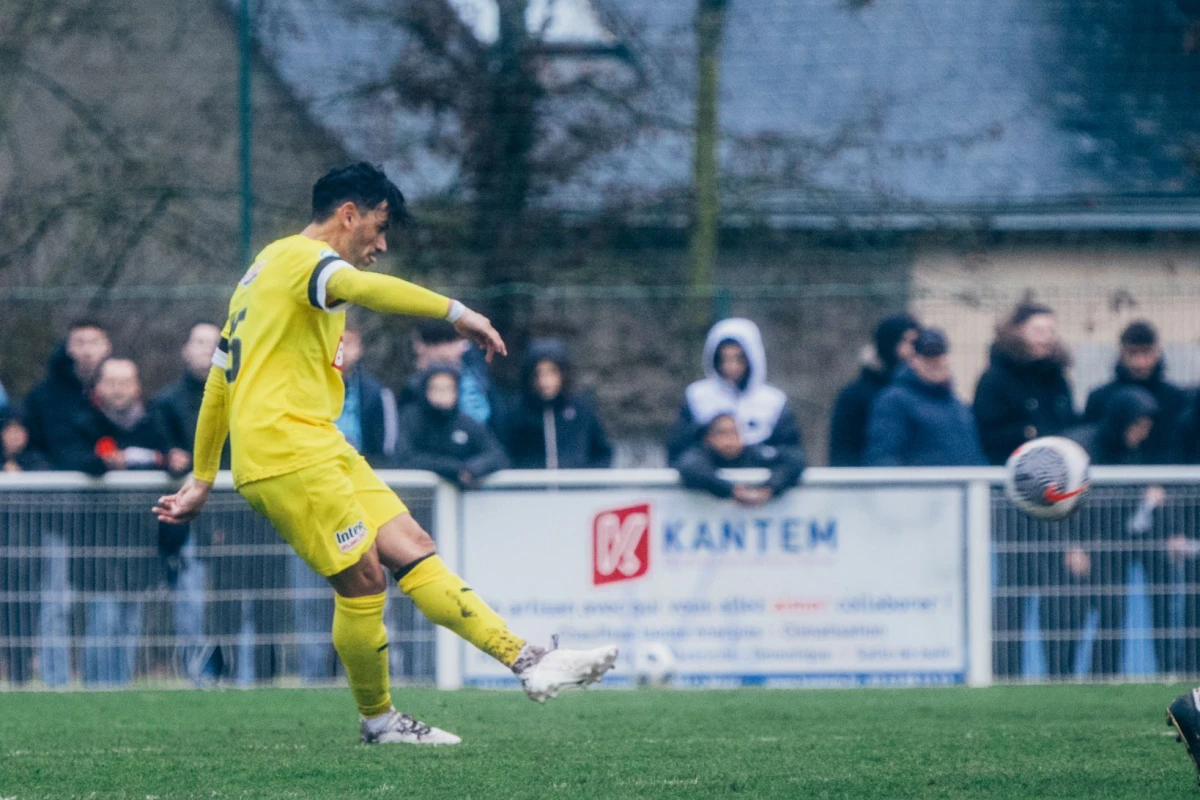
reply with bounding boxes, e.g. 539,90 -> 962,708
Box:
446,299 -> 467,323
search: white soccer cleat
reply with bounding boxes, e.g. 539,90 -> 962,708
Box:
359,709 -> 462,745
515,643 -> 619,703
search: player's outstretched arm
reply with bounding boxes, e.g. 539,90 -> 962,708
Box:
153,365 -> 228,524
325,268 -> 507,360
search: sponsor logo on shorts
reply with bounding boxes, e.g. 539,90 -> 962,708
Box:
335,520 -> 368,553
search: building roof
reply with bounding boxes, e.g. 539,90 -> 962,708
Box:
249,0 -> 1200,228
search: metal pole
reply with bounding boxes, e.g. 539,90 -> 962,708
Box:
238,0 -> 253,268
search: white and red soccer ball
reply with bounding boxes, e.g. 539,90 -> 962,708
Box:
1004,436 -> 1091,521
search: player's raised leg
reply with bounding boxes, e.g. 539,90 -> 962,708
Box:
375,513 -> 618,702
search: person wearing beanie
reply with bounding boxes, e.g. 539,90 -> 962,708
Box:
865,328 -> 986,467
1083,320 -> 1185,465
828,313 -> 919,466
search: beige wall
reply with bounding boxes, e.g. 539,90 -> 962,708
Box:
912,242 -> 1200,404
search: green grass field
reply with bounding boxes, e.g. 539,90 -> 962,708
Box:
0,684 -> 1196,799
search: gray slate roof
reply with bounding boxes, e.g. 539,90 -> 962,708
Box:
250,0 -> 1200,225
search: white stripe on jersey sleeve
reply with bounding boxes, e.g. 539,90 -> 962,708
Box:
315,259 -> 352,313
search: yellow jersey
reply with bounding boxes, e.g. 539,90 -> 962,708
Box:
196,234 -> 455,487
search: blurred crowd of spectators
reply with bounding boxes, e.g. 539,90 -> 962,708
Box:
5,300 -> 1200,496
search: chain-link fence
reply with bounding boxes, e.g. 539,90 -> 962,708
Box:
0,476 -> 440,689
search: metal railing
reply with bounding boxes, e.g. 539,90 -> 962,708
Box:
0,471 -> 450,690
5,467 -> 1200,690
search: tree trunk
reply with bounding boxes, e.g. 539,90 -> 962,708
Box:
474,0 -> 538,386
689,0 -> 726,329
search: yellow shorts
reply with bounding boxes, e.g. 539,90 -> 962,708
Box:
239,449 -> 408,577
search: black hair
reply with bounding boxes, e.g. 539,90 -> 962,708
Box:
414,320 -> 460,346
1007,301 -> 1054,329
68,319 -> 107,336
185,321 -> 220,342
1120,320 -> 1158,348
311,162 -> 411,227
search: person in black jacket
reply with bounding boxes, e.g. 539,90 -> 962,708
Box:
974,302 -> 1078,466
399,320 -> 504,427
865,328 -> 986,467
829,313 -> 919,467
677,414 -> 804,505
394,365 -> 508,486
154,322 -> 227,477
78,357 -> 166,685
24,320 -> 112,474
978,303 -> 1080,680
334,326 -> 399,468
1083,320 -> 1185,465
499,339 -> 612,469
1071,386 -> 1175,677
2,405 -> 51,473
151,323 -> 225,683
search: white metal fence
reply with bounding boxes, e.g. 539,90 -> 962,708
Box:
0,471 -> 451,689
3,467 -> 1200,690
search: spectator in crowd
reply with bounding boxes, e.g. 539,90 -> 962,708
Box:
980,303 -> 1080,680
499,339 -> 612,469
401,320 -> 501,426
2,406 -> 50,472
667,318 -> 802,465
152,322 -> 224,684
20,322 -> 112,684
676,413 -> 804,505
865,328 -> 986,467
154,322 -> 225,477
0,405 -> 48,686
395,365 -> 509,486
1084,320 -> 1185,465
334,325 -> 399,467
974,302 -> 1077,465
25,320 -> 113,474
1176,393 -> 1200,464
90,358 -> 167,471
84,357 -> 166,685
829,313 -> 920,467
1071,386 -> 1174,677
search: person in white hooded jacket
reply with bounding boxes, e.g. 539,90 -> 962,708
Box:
667,318 -> 804,464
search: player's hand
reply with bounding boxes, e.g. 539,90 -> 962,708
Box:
153,476 -> 213,524
453,308 -> 507,362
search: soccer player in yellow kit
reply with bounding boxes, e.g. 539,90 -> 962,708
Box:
153,163 -> 617,745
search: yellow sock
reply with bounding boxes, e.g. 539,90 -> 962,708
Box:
397,555 -> 526,667
332,592 -> 392,717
